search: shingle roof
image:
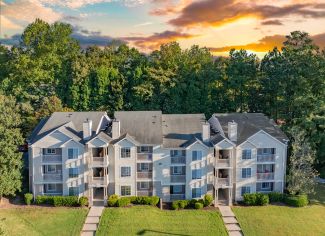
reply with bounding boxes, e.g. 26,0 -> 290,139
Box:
211,113 -> 288,144
162,114 -> 206,148
29,111 -> 107,144
114,111 -> 163,144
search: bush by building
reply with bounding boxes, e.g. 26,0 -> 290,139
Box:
24,193 -> 33,205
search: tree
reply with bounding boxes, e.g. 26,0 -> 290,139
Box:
287,127 -> 318,195
0,95 -> 24,198
35,95 -> 73,120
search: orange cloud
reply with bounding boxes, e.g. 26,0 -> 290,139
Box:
209,32 -> 325,53
168,0 -> 325,28
149,0 -> 192,16
122,30 -> 199,50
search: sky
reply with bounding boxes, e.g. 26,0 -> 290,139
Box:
1,0 -> 325,57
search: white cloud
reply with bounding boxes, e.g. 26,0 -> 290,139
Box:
1,16 -> 22,30
134,21 -> 153,27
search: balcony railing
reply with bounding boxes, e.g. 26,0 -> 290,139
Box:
216,159 -> 231,168
170,194 -> 186,201
257,172 -> 274,180
171,156 -> 186,164
42,155 -> 62,163
137,190 -> 153,196
43,174 -> 62,181
90,156 -> 109,166
257,154 -> 275,162
216,178 -> 231,187
137,153 -> 153,161
89,175 -> 109,186
137,172 -> 153,179
170,175 -> 186,183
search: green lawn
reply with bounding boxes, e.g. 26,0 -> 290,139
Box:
233,183 -> 325,236
0,207 -> 88,236
97,206 -> 227,236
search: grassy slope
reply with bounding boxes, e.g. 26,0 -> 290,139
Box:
233,183 -> 325,236
97,205 -> 228,236
0,207 -> 88,236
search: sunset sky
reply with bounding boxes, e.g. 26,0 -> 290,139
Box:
1,0 -> 325,57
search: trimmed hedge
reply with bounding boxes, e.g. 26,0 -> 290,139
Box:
284,194 -> 308,207
24,193 -> 33,205
268,192 -> 284,203
243,193 -> 269,206
171,195 -> 212,210
194,202 -> 204,209
79,196 -> 89,207
108,195 -> 160,207
203,194 -> 213,207
35,195 -> 87,207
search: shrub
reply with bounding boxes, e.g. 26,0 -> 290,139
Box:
194,202 -> 203,209
256,193 -> 269,206
178,200 -> 189,209
189,199 -> 198,208
284,194 -> 308,207
243,193 -> 269,206
243,193 -> 257,206
171,201 -> 179,210
53,196 -> 79,207
79,196 -> 88,207
151,196 -> 160,206
268,192 -> 284,203
203,194 -> 213,207
35,196 -> 54,205
116,197 -> 130,207
108,194 -> 119,207
24,193 -> 33,205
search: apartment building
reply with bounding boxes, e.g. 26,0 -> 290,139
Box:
28,111 -> 288,206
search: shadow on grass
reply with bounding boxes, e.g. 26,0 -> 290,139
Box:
137,229 -> 191,236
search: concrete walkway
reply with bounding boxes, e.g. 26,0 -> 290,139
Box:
218,206 -> 244,236
81,206 -> 104,236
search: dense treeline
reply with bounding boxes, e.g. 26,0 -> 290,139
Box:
0,19 -> 324,177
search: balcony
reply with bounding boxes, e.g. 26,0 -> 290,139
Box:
215,178 -> 231,188
171,156 -> 186,164
257,172 -> 274,180
90,156 -> 109,167
216,159 -> 231,168
137,172 -> 153,179
89,175 -> 109,187
170,194 -> 185,201
170,175 -> 186,183
257,154 -> 275,162
42,155 -> 62,163
137,153 -> 153,161
43,174 -> 62,182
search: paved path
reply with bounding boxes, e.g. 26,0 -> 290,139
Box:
218,206 -> 244,236
81,206 -> 104,236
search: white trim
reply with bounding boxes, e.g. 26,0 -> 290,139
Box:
120,166 -> 131,178
241,168 -> 252,178
185,139 -> 209,150
120,185 -> 131,196
120,147 -> 131,159
247,130 -> 287,147
86,136 -> 109,146
213,138 -> 236,148
237,139 -> 257,148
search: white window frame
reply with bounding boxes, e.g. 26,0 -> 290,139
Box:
242,149 -> 252,160
45,148 -> 56,154
121,185 -> 131,196
191,169 -> 202,179
68,148 -> 79,159
121,166 -> 131,177
242,168 -> 252,178
192,150 -> 203,161
46,184 -> 57,192
241,186 -> 251,196
140,182 -> 149,189
139,163 -> 149,172
69,186 -> 79,196
172,166 -> 183,175
69,167 -> 79,178
192,187 -> 202,198
261,182 -> 271,190
121,147 -> 131,158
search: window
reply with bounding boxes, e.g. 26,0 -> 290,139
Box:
262,182 -> 271,190
192,151 -> 203,161
69,187 -> 79,196
242,168 -> 251,178
257,164 -> 274,173
139,163 -> 149,172
121,186 -> 131,196
68,148 -> 78,159
170,150 -> 186,157
242,149 -> 252,160
139,182 -> 149,189
46,184 -> 57,192
257,148 -> 275,155
69,168 -> 79,178
172,166 -> 183,175
121,166 -> 131,177
138,146 -> 153,153
192,187 -> 202,198
241,186 -> 251,196
170,185 -> 184,194
45,148 -> 56,154
121,147 -> 131,158
47,165 -> 56,173
192,169 -> 202,179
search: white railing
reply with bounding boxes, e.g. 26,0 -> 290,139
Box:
137,153 -> 153,161
89,175 -> 109,186
257,154 -> 275,162
43,174 -> 62,181
42,155 -> 62,163
216,159 -> 231,168
170,175 -> 186,183
137,172 -> 153,179
90,156 -> 109,166
257,173 -> 274,180
171,156 -> 186,164
216,178 -> 230,187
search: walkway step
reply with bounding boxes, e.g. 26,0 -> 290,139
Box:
218,206 -> 235,217
85,217 -> 100,224
223,216 -> 238,224
226,223 -> 241,231
228,231 -> 244,236
88,206 -> 104,217
80,232 -> 95,236
82,223 -> 97,231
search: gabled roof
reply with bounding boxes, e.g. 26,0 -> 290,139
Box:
29,111 -> 107,144
210,113 -> 288,144
162,114 -> 206,148
110,133 -> 140,146
115,111 -> 162,145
